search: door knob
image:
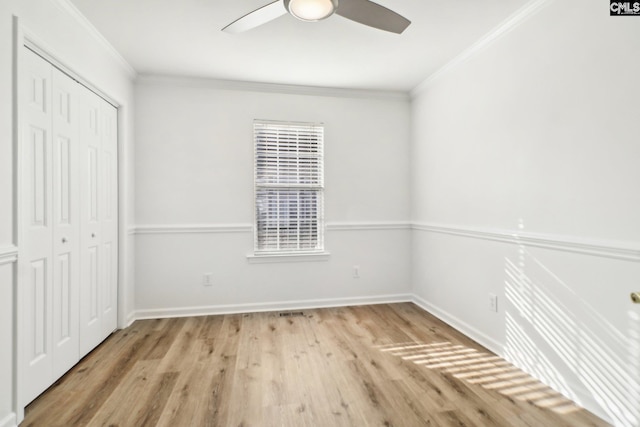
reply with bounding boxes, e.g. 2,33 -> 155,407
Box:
632,292 -> 640,304
62,237 -> 68,243
91,233 -> 96,238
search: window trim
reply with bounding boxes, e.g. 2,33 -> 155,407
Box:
246,251 -> 331,264
252,119 -> 325,257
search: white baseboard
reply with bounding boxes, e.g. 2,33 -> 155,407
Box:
133,293 -> 413,321
411,294 -> 504,356
125,311 -> 136,327
0,412 -> 16,427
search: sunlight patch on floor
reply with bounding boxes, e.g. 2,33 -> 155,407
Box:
377,341 -> 580,415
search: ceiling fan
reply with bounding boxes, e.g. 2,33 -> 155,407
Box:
222,0 -> 411,34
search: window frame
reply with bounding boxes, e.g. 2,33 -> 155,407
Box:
251,119 -> 327,259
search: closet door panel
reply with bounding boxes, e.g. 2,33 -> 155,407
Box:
101,102 -> 118,336
51,67 -> 80,378
79,88 -> 104,356
21,49 -> 54,404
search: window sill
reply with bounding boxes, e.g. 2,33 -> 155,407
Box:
247,252 -> 331,264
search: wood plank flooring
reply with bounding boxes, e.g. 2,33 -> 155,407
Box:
22,303 -> 610,426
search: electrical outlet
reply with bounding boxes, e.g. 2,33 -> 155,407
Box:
489,293 -> 498,313
203,273 -> 213,286
353,265 -> 360,279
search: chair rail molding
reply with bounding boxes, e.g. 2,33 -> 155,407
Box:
131,221 -> 412,235
133,224 -> 253,235
0,245 -> 18,266
413,222 -> 640,262
326,221 -> 411,231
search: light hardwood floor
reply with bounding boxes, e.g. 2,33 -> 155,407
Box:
23,303 -> 610,426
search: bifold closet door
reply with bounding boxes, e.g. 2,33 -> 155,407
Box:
21,49 -> 81,403
100,99 -> 118,339
79,88 -> 118,356
21,47 -> 119,405
51,63 -> 81,379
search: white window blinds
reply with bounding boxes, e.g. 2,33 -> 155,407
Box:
254,120 -> 325,254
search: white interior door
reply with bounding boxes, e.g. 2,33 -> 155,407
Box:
79,88 -> 118,355
51,67 -> 81,379
51,67 -> 80,378
100,102 -> 118,337
79,88 -> 104,356
21,48 -> 55,404
21,48 -> 83,403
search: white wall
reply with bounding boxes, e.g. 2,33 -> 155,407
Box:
4,0 -> 637,425
134,78 -> 412,316
0,0 -> 135,423
411,0 -> 640,425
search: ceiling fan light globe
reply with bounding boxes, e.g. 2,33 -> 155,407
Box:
285,0 -> 338,22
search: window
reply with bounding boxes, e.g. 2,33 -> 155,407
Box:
254,120 -> 324,255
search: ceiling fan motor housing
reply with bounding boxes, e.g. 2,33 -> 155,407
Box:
284,0 -> 339,22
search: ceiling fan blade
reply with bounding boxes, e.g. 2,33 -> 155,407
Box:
222,1 -> 287,34
336,0 -> 410,34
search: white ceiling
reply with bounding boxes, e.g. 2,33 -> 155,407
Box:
69,0 -> 530,92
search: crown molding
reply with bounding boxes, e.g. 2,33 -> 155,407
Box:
413,222 -> 640,262
411,0 -> 554,97
0,245 -> 18,266
50,0 -> 137,79
137,74 -> 410,102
